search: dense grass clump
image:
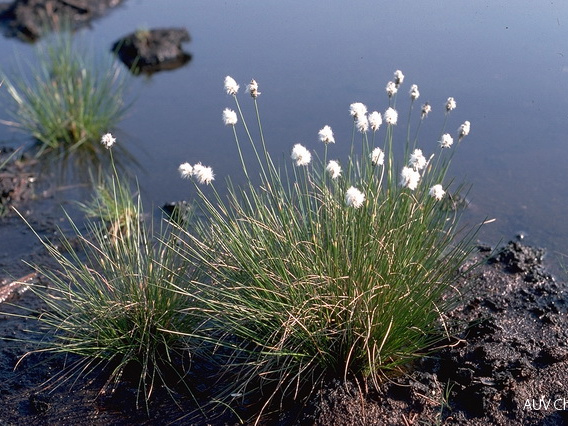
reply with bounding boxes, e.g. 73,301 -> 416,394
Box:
16,141 -> 198,410
1,31 -> 131,154
173,74 -> 478,415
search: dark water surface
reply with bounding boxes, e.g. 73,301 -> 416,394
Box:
1,1 -> 567,259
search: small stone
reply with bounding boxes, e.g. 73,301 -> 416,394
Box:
112,28 -> 192,74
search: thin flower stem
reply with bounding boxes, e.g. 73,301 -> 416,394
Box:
253,98 -> 276,177
361,131 -> 372,182
385,124 -> 395,194
405,100 -> 414,160
232,125 -> 249,180
378,160 -> 386,194
348,120 -> 357,180
412,119 -> 423,151
322,144 -> 328,188
233,95 -> 268,183
109,149 -> 117,177
253,98 -> 266,151
439,144 -> 458,183
440,113 -> 450,140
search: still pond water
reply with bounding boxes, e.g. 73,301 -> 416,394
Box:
1,0 -> 567,261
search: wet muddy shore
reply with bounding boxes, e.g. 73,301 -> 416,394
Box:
1,153 -> 568,425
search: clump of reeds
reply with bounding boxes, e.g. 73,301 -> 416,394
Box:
173,72 -> 478,419
1,31 -> 131,155
15,135 -> 198,411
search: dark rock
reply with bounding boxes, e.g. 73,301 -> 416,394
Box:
112,28 -> 191,74
162,200 -> 193,225
0,0 -> 125,41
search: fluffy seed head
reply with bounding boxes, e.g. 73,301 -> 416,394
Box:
369,111 -> 382,132
384,107 -> 398,125
318,125 -> 335,144
224,76 -> 239,95
409,84 -> 420,101
429,184 -> 445,201
445,97 -> 456,112
409,149 -> 427,171
223,108 -> 238,126
345,186 -> 365,208
291,144 -> 311,166
178,162 -> 193,179
246,79 -> 260,98
393,69 -> 405,86
193,163 -> 215,184
101,133 -> 116,149
400,166 -> 421,190
386,81 -> 398,98
349,102 -> 367,119
326,160 -> 342,179
394,70 -> 404,87
370,147 -> 384,166
356,115 -> 369,133
458,121 -> 471,140
421,102 -> 432,119
439,133 -> 454,148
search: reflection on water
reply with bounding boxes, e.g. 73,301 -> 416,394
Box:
0,0 -> 126,42
0,0 -> 566,262
36,142 -> 140,188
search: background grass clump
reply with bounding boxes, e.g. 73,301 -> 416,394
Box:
16,141 -> 199,410
173,73 -> 479,414
1,31 -> 131,154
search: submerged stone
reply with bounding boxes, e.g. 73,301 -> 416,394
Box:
112,28 -> 191,74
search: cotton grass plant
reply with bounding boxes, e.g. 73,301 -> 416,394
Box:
173,72 -> 479,418
1,31 -> 131,155
14,135 -> 198,411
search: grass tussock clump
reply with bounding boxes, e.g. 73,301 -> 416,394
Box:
174,73 -> 479,415
1,31 -> 131,154
16,137 -> 197,410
